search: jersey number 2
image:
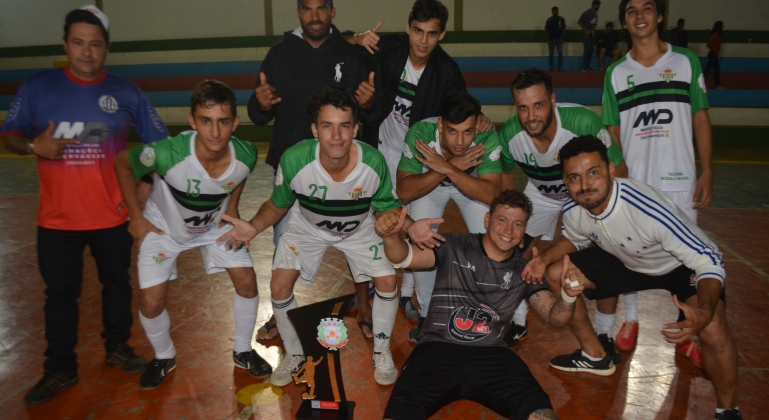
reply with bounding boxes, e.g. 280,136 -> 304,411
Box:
369,242 -> 384,260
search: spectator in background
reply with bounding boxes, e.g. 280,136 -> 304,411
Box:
596,22 -> 621,71
705,21 -> 725,89
578,0 -> 601,71
670,18 -> 688,48
545,6 -> 567,71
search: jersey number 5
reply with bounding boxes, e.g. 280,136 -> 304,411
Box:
627,74 -> 635,91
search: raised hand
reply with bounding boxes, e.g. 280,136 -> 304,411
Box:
217,214 -> 258,249
255,72 -> 281,111
375,206 -> 407,237
406,217 -> 445,250
356,21 -> 382,54
475,114 -> 495,133
521,246 -> 547,284
447,144 -> 484,172
356,71 -> 376,109
661,295 -> 713,343
32,120 -> 80,160
561,255 -> 586,298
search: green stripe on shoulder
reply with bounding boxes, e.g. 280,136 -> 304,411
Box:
231,137 -> 258,172
279,139 -> 318,182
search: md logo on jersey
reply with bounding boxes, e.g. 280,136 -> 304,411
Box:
54,122 -> 110,142
632,109 -> 673,128
659,68 -> 677,83
538,184 -> 567,194
316,220 -> 360,234
99,95 -> 119,113
184,206 -> 221,227
448,302 -> 501,343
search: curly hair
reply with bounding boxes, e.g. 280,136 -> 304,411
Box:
489,190 -> 533,221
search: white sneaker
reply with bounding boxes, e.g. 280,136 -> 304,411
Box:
372,351 -> 398,385
268,354 -> 304,386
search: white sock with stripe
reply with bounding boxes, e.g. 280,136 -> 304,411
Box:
272,294 -> 303,356
372,287 -> 398,353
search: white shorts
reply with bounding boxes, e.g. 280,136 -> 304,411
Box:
138,224 -> 254,289
524,183 -> 565,240
662,190 -> 697,223
272,207 -> 395,285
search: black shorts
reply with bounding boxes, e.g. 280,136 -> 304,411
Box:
569,247 -> 726,303
384,341 -> 552,420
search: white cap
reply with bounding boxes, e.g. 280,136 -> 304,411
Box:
79,4 -> 109,31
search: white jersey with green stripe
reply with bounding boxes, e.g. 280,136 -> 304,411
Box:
272,139 -> 401,240
602,44 -> 709,192
499,104 -> 624,201
129,131 -> 257,243
398,118 -> 502,187
379,57 -> 423,155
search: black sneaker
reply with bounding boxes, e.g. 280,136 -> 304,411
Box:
504,321 -> 529,348
715,408 -> 742,419
24,371 -> 79,407
105,343 -> 147,373
233,349 -> 273,378
598,333 -> 622,365
408,317 -> 424,344
140,357 -> 176,390
550,349 -> 616,376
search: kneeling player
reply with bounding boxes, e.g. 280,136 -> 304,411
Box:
115,80 -> 272,389
220,87 -> 404,386
376,190 -> 582,420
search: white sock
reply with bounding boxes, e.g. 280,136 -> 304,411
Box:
512,300 -> 528,326
582,350 -> 603,362
401,271 -> 415,297
623,292 -> 639,322
233,292 -> 258,353
140,309 -> 176,360
715,407 -> 738,414
595,310 -> 616,336
372,287 -> 398,353
272,294 -> 303,356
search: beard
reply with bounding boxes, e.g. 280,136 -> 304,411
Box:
523,106 -> 555,138
576,184 -> 611,210
301,20 -> 331,41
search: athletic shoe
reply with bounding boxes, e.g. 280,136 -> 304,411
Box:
24,371 -> 79,407
233,349 -> 273,379
372,350 -> 398,385
550,349 -> 616,376
399,297 -> 419,322
268,354 -> 304,387
715,408 -> 742,419
504,321 -> 529,348
675,339 -> 703,369
105,342 -> 147,373
408,317 -> 425,344
615,321 -> 639,351
139,357 -> 176,390
598,333 -> 622,365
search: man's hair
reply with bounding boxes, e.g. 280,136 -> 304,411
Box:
489,190 -> 533,221
297,0 -> 333,8
711,21 -> 724,35
64,10 -> 109,44
439,92 -> 481,125
618,0 -> 666,30
558,135 -> 609,168
552,6 -> 559,11
408,0 -> 449,32
677,18 -> 685,26
511,68 -> 553,97
592,0 -> 601,6
606,22 -> 614,28
307,87 -> 359,124
190,80 -> 238,117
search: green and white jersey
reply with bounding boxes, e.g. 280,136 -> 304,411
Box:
129,131 -> 257,243
272,139 -> 401,239
602,44 -> 709,192
379,57 -> 424,155
499,104 -> 624,201
398,118 -> 502,187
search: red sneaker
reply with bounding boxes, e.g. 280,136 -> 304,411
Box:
615,321 -> 639,351
675,339 -> 703,369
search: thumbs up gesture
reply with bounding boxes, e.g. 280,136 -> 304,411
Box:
255,72 -> 282,111
356,71 -> 376,109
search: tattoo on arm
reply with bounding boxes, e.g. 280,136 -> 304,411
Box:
530,408 -> 559,420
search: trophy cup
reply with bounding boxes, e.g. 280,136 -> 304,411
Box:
288,293 -> 355,419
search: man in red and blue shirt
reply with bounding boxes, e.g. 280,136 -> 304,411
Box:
0,5 -> 169,406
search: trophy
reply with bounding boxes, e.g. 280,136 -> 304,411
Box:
288,293 -> 356,419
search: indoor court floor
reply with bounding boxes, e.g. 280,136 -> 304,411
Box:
0,145 -> 767,420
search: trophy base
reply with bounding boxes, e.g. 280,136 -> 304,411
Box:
295,400 -> 355,419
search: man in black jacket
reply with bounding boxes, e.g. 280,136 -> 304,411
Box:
347,0 -> 491,322
246,0 -> 377,342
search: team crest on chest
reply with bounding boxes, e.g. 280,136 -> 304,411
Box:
448,302 -> 501,343
99,95 -> 118,113
348,186 -> 366,200
659,68 -> 677,83
152,253 -> 168,264
221,181 -> 236,194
